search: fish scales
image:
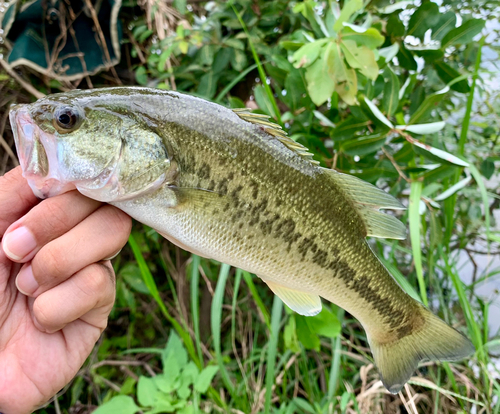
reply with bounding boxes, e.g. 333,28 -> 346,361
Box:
9,87 -> 475,393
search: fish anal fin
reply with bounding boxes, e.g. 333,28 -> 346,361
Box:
262,279 -> 322,316
324,169 -> 407,240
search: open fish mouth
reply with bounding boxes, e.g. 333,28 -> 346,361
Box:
10,105 -> 76,199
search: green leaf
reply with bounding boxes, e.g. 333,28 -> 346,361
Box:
332,118 -> 370,141
441,19 -> 485,48
284,69 -> 311,111
231,49 -> 248,72
135,67 -> 148,86
197,72 -> 219,99
254,84 -> 276,118
397,121 -> 445,134
173,0 -> 186,14
433,61 -> 470,93
336,68 -> 358,105
378,1 -> 412,14
341,27 -> 385,48
137,376 -> 159,407
305,57 -> 335,106
194,366 -> 219,393
431,12 -> 457,41
382,67 -> 400,116
364,97 -> 394,128
397,42 -> 417,71
340,40 -> 379,80
284,315 -> 301,352
93,396 -> 140,414
296,315 -> 320,350
480,158 -> 495,179
408,137 -> 469,167
292,39 -> 329,68
305,306 -> 341,338
407,2 -> 440,40
326,42 -> 347,81
408,87 -> 449,125
341,133 -> 387,155
333,0 -> 363,32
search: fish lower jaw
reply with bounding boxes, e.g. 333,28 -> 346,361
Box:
26,177 -> 76,199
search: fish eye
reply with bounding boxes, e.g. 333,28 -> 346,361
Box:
54,106 -> 81,131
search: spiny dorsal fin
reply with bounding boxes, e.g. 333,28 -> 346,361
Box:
325,169 -> 407,240
233,108 -> 320,165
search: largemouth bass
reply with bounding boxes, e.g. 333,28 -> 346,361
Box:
9,87 -> 474,393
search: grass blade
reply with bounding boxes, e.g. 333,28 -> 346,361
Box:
264,296 -> 283,414
409,180 -> 428,306
190,255 -> 204,365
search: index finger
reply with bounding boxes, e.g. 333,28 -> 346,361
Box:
0,167 -> 39,236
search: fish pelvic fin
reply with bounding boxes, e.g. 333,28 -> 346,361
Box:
324,169 -> 407,240
262,278 -> 322,316
369,305 -> 475,394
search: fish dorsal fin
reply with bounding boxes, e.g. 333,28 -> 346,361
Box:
233,108 -> 320,165
325,169 -> 407,240
262,278 -> 322,316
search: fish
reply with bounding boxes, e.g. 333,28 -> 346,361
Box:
9,86 -> 474,393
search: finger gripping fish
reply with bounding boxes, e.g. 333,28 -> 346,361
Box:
9,87 -> 474,393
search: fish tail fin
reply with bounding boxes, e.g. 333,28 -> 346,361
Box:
369,305 -> 475,394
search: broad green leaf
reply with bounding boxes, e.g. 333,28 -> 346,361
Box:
230,49 -> 248,72
382,67 -> 400,116
173,0 -> 186,14
305,307 -> 340,338
333,0 -> 363,32
135,67 -> 148,86
341,133 -> 387,155
326,42 -> 347,81
397,121 -> 445,134
387,14 -> 405,37
408,86 -> 449,125
340,40 -> 379,80
197,72 -> 219,99
480,158 -> 495,179
194,366 -> 219,393
364,97 -> 394,128
137,376 -> 158,407
93,396 -> 140,414
408,137 -> 469,167
336,67 -> 358,105
397,42 -> 417,71
431,12 -> 457,41
441,18 -> 485,48
284,70 -> 311,111
407,2 -> 440,40
292,39 -> 329,68
254,84 -> 276,118
305,57 -> 335,106
340,27 -> 385,48
433,61 -> 470,93
296,315 -> 320,350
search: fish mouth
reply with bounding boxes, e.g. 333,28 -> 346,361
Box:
10,105 -> 76,199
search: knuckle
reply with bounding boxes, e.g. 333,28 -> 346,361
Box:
78,264 -> 113,298
35,245 -> 69,282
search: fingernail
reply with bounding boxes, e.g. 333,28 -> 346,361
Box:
15,264 -> 39,296
2,226 -> 37,261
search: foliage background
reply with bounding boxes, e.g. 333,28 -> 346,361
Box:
0,0 -> 500,413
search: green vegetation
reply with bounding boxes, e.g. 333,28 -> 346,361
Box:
1,0 -> 499,412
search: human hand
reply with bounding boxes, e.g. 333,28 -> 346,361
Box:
0,167 -> 132,414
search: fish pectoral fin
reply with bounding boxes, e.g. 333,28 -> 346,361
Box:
324,169 -> 407,240
171,187 -> 227,210
262,279 -> 322,316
